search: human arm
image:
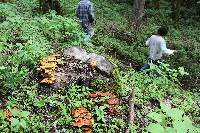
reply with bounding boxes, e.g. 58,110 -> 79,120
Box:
88,2 -> 94,23
160,40 -> 176,55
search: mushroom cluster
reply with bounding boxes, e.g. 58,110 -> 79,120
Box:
37,54 -> 64,84
72,107 -> 94,133
88,92 -> 120,115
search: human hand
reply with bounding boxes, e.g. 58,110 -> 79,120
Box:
174,50 -> 178,53
173,50 -> 178,54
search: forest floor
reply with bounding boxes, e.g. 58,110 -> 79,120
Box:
0,0 -> 199,132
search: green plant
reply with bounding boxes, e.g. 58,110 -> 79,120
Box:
147,63 -> 189,81
146,102 -> 200,133
95,105 -> 106,123
67,84 -> 93,108
0,109 -> 30,132
58,102 -> 72,125
10,110 -> 30,132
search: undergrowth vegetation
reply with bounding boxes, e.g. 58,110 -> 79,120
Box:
0,0 -> 199,132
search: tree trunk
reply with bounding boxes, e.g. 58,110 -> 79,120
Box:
171,0 -> 181,20
39,0 -> 63,15
131,0 -> 145,29
154,0 -> 160,9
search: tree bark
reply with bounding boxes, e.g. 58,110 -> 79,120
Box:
132,0 -> 145,29
125,88 -> 135,133
171,0 -> 181,20
154,0 -> 160,9
39,0 -> 63,15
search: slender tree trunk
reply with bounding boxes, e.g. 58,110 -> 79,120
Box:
171,0 -> 181,20
154,0 -> 160,9
39,0 -> 63,15
132,0 -> 145,29
125,88 -> 135,133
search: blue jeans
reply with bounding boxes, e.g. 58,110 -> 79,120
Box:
81,22 -> 94,45
140,59 -> 162,72
140,64 -> 150,71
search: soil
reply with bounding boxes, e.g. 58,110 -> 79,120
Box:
106,48 -> 142,71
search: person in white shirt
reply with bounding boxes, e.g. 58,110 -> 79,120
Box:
140,27 -> 177,71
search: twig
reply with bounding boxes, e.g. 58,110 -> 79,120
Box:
125,88 -> 135,133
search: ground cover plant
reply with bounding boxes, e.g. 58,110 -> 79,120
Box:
0,0 -> 199,132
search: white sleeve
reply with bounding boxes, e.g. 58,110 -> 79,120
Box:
161,40 -> 174,55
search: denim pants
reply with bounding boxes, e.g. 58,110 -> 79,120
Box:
81,22 -> 94,45
140,59 -> 163,72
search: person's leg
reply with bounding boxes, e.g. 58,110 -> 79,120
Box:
83,35 -> 90,45
140,64 -> 150,72
88,25 -> 94,38
81,23 -> 89,45
83,23 -> 94,45
154,60 -> 163,77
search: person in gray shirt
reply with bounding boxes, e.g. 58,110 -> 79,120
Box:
76,0 -> 94,45
140,27 -> 177,71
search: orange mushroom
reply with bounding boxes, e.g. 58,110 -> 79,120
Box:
37,54 -> 64,84
88,92 -> 120,115
72,107 -> 94,133
107,98 -> 119,105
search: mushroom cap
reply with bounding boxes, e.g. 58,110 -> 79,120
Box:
107,98 -> 120,105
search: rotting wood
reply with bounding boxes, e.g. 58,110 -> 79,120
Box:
125,88 -> 135,133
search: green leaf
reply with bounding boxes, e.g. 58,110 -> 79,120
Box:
34,99 -> 46,108
128,124 -> 137,133
0,66 -> 7,70
65,114 -> 72,124
95,106 -> 106,123
147,123 -> 164,133
21,111 -> 30,118
147,112 -> 163,123
182,116 -> 193,126
178,67 -> 189,76
11,118 -> 19,127
173,120 -> 188,133
168,108 -> 183,121
20,119 -> 27,129
177,116 -> 200,133
160,102 -> 170,113
0,43 -> 4,52
11,109 -> 20,117
165,127 -> 176,133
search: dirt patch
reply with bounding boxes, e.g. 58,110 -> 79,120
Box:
107,48 -> 142,70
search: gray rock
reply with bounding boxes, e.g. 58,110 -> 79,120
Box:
87,53 -> 114,75
62,47 -> 114,77
62,47 -> 89,62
